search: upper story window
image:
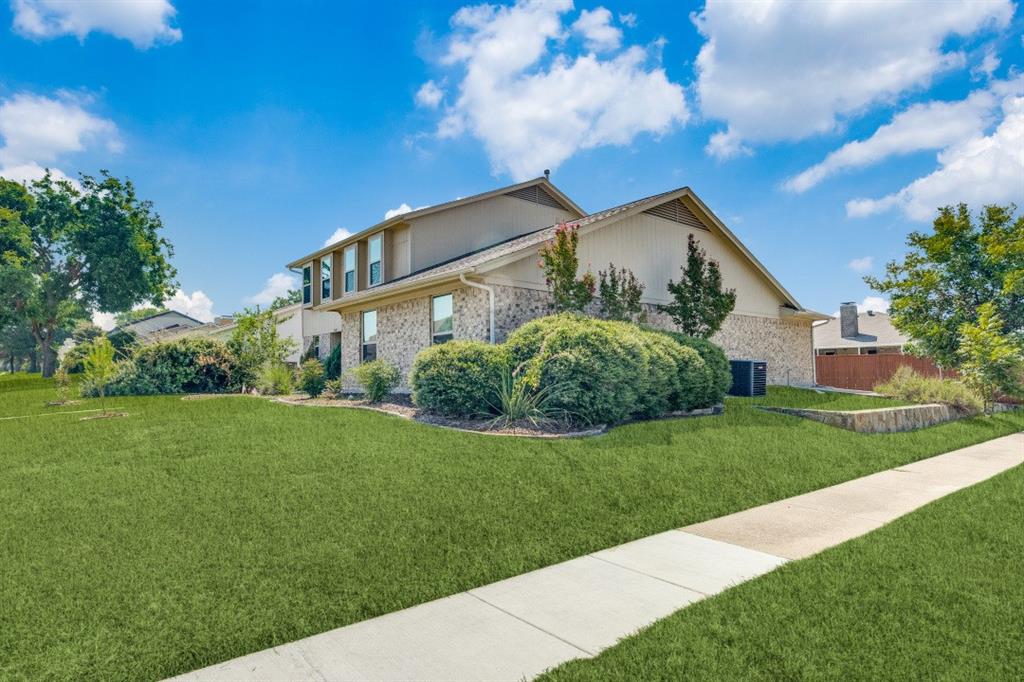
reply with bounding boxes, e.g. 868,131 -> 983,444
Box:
321,256 -> 331,301
368,234 -> 383,286
302,265 -> 311,305
361,310 -> 377,362
431,294 -> 453,345
344,245 -> 357,293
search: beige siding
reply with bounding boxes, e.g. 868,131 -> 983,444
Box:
386,224 -> 411,280
492,211 -> 787,318
408,195 -> 576,273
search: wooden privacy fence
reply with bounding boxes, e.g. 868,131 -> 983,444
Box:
815,354 -> 951,392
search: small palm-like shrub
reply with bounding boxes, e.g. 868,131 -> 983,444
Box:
410,341 -> 507,417
351,360 -> 400,402
875,366 -> 982,414
298,359 -> 326,398
487,366 -> 568,428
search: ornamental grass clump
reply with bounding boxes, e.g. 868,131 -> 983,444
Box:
875,366 -> 982,414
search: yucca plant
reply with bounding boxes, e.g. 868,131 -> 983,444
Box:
485,366 -> 570,429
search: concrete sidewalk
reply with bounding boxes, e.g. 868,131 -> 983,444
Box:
169,432 -> 1022,682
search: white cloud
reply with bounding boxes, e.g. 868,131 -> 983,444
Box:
431,0 -> 688,179
245,272 -> 298,306
165,289 -> 214,323
323,227 -> 351,247
848,92 -> 1024,221
847,256 -> 873,273
415,80 -> 445,109
784,86 -> 1002,192
692,0 -> 1012,153
972,48 -> 1000,80
705,128 -> 751,160
0,92 -> 121,181
12,0 -> 182,49
92,311 -> 116,331
572,7 -> 621,52
384,203 -> 428,219
618,12 -> 637,28
830,296 -> 890,317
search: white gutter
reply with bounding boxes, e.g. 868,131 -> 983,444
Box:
459,273 -> 496,344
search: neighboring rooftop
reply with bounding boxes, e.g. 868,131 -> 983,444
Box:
813,310 -> 908,349
115,310 -> 204,337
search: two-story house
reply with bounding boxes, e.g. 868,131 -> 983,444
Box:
286,177 -> 827,389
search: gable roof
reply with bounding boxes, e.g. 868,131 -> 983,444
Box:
115,310 -> 204,335
286,176 -> 584,269
321,186 -> 826,319
813,311 -> 909,349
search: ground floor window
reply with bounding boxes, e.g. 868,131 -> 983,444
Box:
362,310 -> 377,362
431,293 -> 453,344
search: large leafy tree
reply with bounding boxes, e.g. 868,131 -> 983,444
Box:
0,171 -> 177,376
660,234 -> 736,338
866,203 -> 1023,369
270,289 -> 302,311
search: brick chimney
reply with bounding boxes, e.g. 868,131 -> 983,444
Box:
839,302 -> 859,338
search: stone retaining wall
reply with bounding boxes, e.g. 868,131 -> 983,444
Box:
758,403 -> 961,433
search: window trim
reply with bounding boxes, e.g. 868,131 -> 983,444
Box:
302,264 -> 312,305
320,255 -> 331,301
367,233 -> 383,287
361,309 -> 377,363
343,244 -> 357,294
431,293 -> 454,345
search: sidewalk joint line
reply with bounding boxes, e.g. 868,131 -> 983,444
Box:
586,553 -> 712,597
465,591 -> 595,656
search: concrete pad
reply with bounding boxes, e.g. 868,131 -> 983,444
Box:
592,531 -> 787,595
171,593 -> 585,682
684,502 -> 885,560
469,555 -> 703,654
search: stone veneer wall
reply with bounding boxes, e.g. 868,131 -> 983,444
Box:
332,282 -> 814,391
759,404 -> 962,433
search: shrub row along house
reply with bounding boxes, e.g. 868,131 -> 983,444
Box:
286,177 -> 827,389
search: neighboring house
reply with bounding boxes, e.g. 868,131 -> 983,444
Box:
814,303 -> 909,356
286,177 -> 828,389
114,310 -> 204,343
177,303 -> 340,366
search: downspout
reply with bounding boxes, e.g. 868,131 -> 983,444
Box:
459,272 -> 495,344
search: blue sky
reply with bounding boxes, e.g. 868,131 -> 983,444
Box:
1,0 -> 1021,325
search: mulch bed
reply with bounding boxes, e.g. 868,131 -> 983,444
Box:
274,394 -> 723,438
274,394 -> 607,438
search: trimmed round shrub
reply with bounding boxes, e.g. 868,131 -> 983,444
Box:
410,341 -> 507,417
97,337 -> 236,396
643,331 -> 709,413
509,315 -> 646,425
350,359 -> 401,402
655,330 -> 730,407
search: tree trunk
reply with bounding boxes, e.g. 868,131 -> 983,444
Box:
28,349 -> 38,374
40,342 -> 57,378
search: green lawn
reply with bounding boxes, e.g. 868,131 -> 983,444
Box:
1,374 -> 1021,680
541,457 -> 1023,681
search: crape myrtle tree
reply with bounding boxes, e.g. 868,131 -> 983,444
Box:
866,203 -> 1023,369
538,222 -> 595,313
0,171 -> 176,376
660,233 -> 736,338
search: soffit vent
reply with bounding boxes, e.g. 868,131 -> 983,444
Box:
505,184 -> 565,210
643,199 -> 708,230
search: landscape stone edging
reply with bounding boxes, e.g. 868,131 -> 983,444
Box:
757,403 -> 967,433
270,397 -> 724,439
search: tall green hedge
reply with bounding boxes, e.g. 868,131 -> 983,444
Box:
82,337 -> 238,396
410,314 -> 730,425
